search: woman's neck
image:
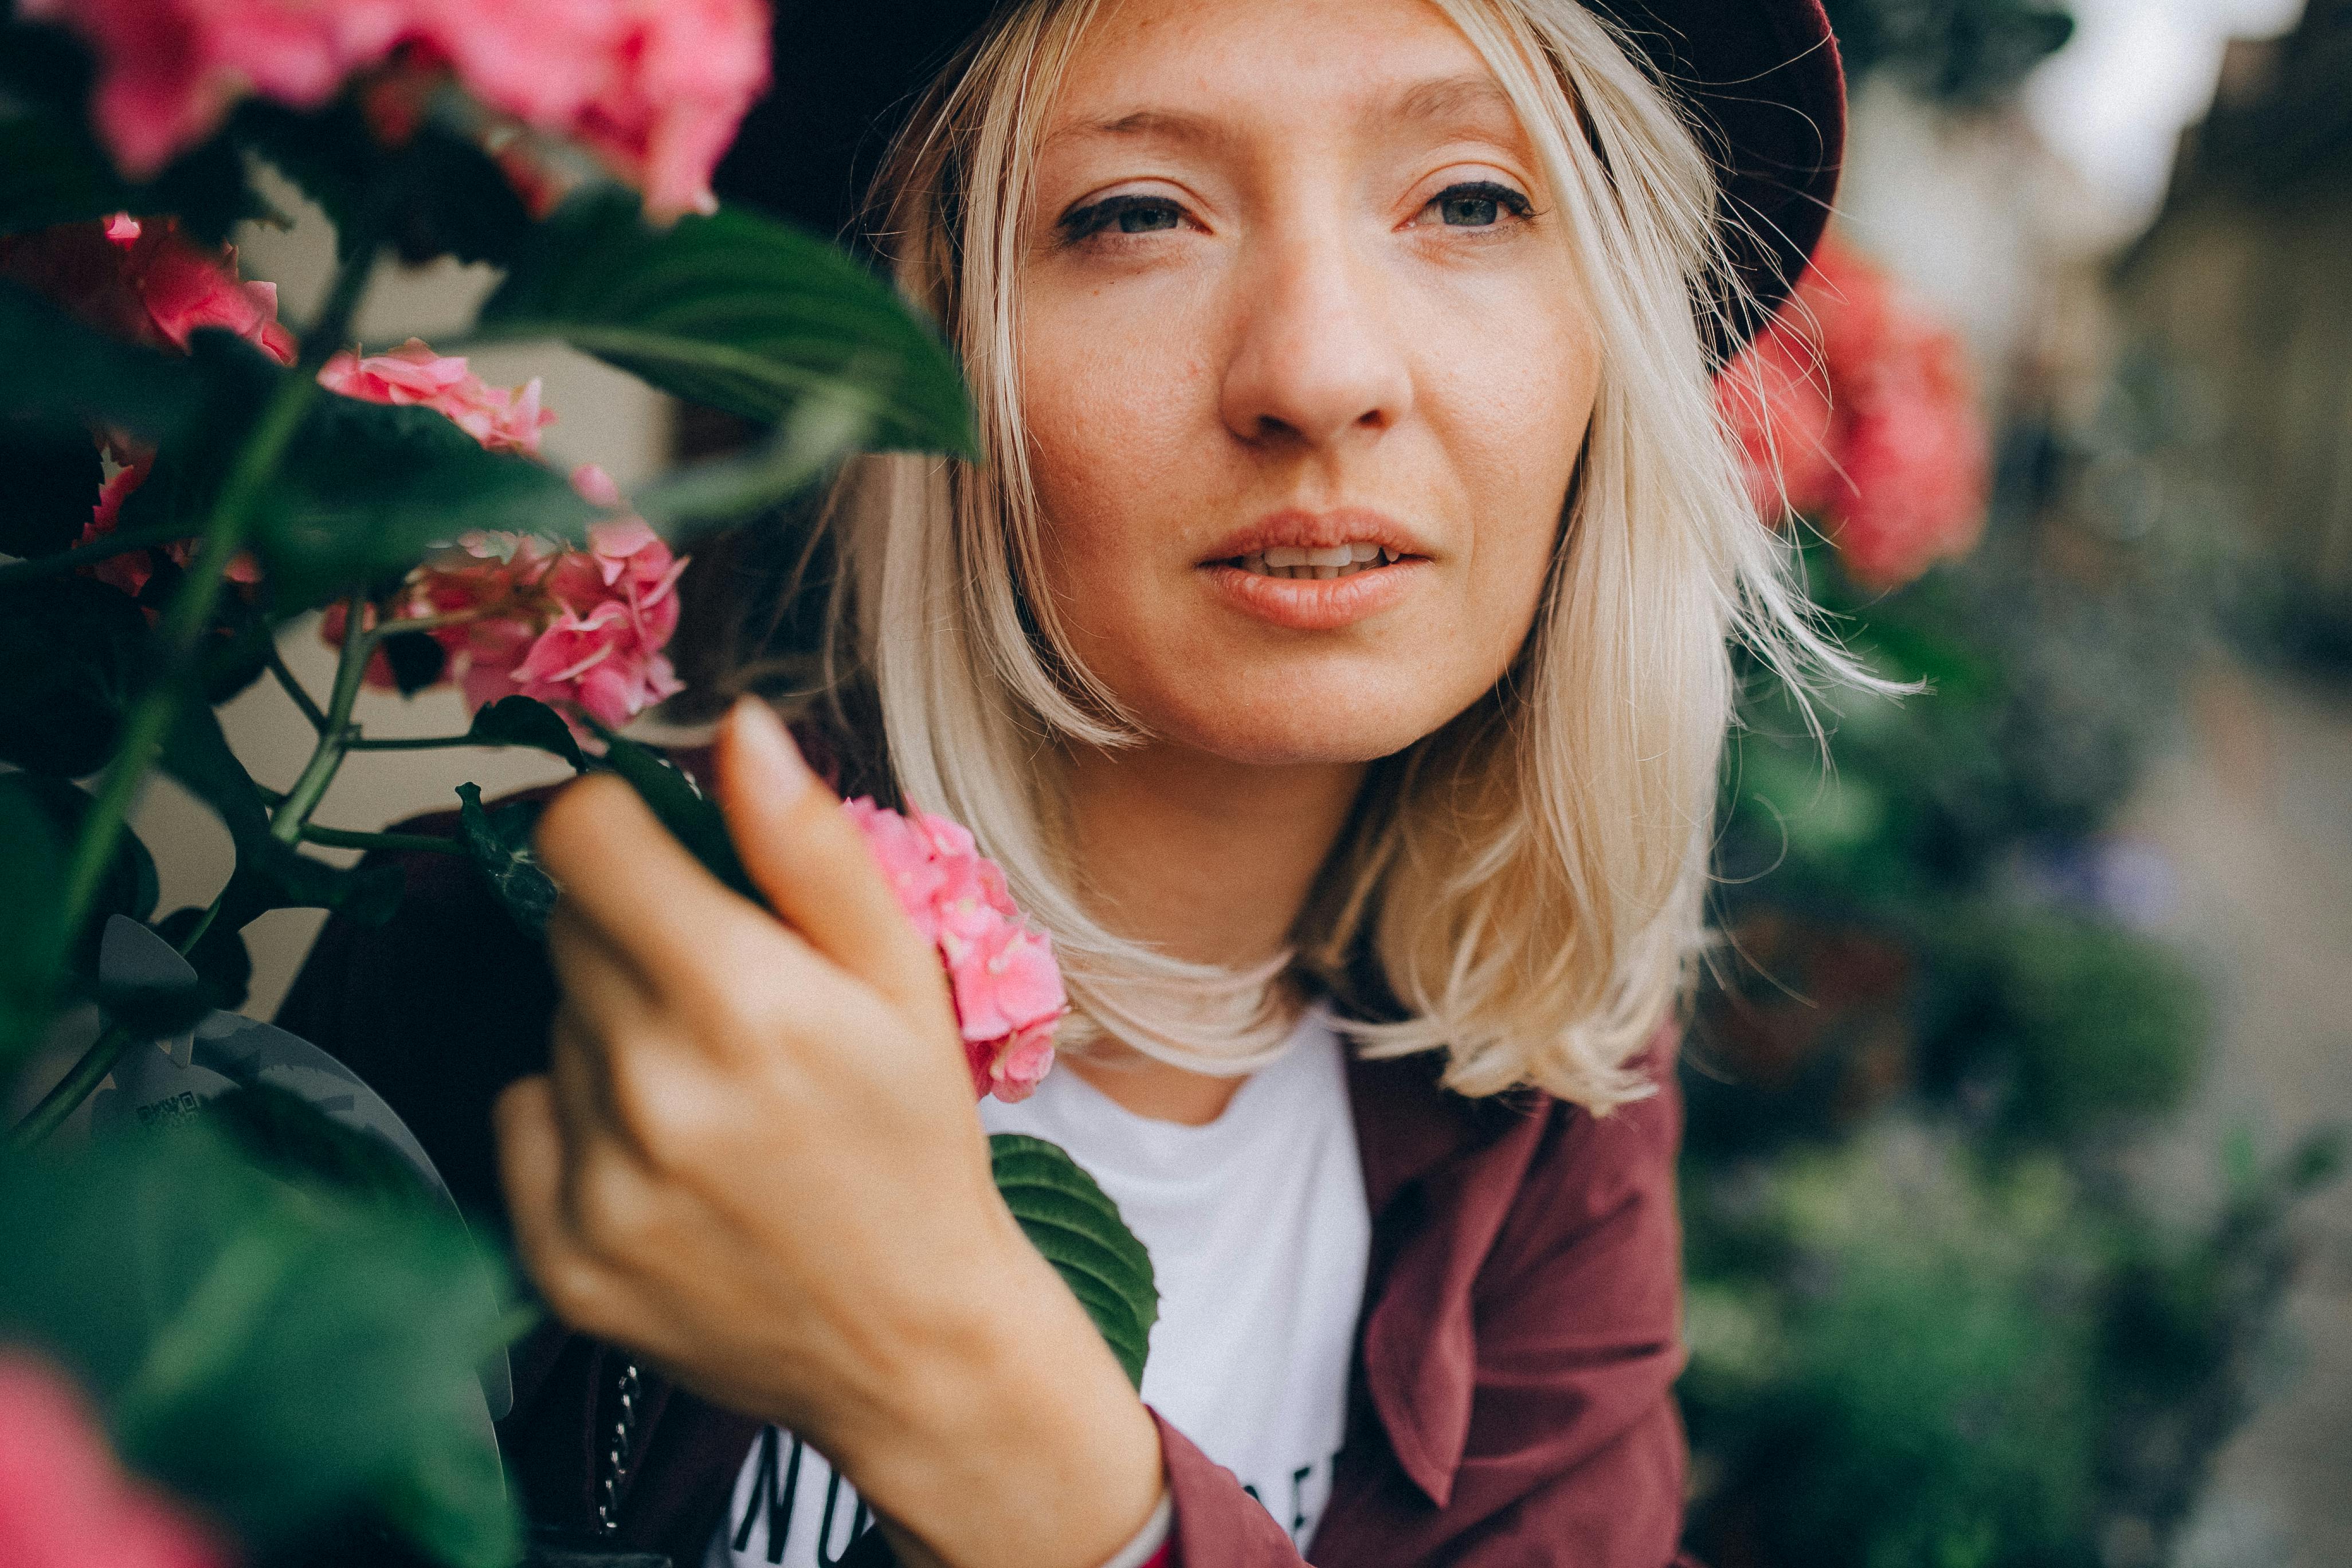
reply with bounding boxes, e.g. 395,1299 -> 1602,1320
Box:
1056,742 -> 1366,1126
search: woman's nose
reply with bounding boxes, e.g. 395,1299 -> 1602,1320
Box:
1218,218 -> 1414,451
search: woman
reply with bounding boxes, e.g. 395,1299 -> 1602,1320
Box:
282,0 -> 1858,1563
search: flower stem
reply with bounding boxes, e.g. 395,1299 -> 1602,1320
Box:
301,825 -> 465,856
264,640 -> 329,733
10,1022 -> 135,1148
345,732 -> 481,751
56,367 -> 324,944
268,590 -> 374,846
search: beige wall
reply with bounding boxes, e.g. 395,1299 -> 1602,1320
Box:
132,173 -> 673,1020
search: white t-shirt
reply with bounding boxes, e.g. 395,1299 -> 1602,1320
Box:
705,1005 -> 1373,1566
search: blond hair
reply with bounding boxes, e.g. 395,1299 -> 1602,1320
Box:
814,0 -> 1868,1114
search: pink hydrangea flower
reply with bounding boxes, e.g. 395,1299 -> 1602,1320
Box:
844,798 -> 1066,1104
313,395 -> 689,732
26,0 -> 770,221
1717,232 -> 1990,591
0,214 -> 296,366
317,339 -> 551,456
77,451 -> 261,608
0,1350 -> 231,1568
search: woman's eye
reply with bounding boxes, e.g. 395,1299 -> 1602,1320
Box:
1061,194 -> 1187,243
1424,181 -> 1532,228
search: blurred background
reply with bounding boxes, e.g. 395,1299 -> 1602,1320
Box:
120,2 -> 2350,1566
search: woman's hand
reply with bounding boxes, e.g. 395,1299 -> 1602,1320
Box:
493,699 -> 1163,1568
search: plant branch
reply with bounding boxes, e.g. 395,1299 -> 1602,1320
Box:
300,825 -> 465,856
345,731 -> 481,751
269,589 -> 374,845
264,639 -> 330,732
10,1023 -> 136,1148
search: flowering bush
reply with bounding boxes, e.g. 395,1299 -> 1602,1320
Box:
0,2 -> 1013,1559
0,1352 -> 228,1568
23,0 -> 770,220
847,799 -> 1066,1103
1720,232 -> 1992,590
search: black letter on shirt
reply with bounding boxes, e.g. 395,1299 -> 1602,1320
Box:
732,1427 -> 805,1563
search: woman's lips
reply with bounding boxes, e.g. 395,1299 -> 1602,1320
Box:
1199,555 -> 1426,631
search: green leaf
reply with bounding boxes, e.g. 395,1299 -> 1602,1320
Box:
159,703 -> 405,928
0,280 -> 206,441
467,694 -> 587,771
210,1079 -> 440,1212
153,906 -> 253,1013
477,187 -> 975,458
0,773 -> 70,1068
0,574 -> 152,776
381,628 -> 450,697
231,100 -> 534,269
587,726 -> 761,905
0,52 -> 265,244
989,1134 -> 1158,1389
0,1125 -> 521,1564
256,380 -> 602,610
633,389 -> 879,540
455,783 -> 558,936
0,416 -> 103,558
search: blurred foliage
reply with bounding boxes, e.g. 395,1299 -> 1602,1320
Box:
1681,346 -> 2343,1567
1825,0 -> 2076,107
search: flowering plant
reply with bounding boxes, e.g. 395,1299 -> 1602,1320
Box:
0,3 -> 1148,1563
1719,232 -> 1993,590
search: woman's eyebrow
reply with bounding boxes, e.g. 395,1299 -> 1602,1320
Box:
1046,73 -> 1519,153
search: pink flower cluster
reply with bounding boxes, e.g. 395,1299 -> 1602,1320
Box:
844,799 -> 1066,1104
0,1351 -> 228,1568
0,214 -> 296,368
317,338 -> 551,454
1719,233 -> 1992,590
315,339 -> 684,730
23,0 -> 771,221
0,215 -> 292,605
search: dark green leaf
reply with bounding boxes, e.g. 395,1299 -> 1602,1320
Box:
0,1124 -> 520,1563
0,574 -> 151,775
381,628 -> 450,696
478,188 -> 974,461
455,783 -> 557,936
0,280 -> 206,441
0,416 -> 102,558
232,100 -> 532,269
587,726 -> 759,904
0,773 -> 70,1068
633,397 -> 873,540
467,694 -> 586,771
0,51 -> 265,244
256,388 -> 602,609
154,906 -> 253,1013
989,1134 -> 1158,1389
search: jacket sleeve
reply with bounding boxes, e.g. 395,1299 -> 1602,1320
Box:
1163,1054 -> 1698,1568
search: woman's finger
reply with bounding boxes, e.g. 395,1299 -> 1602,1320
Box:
713,698 -> 956,1036
494,1074 -> 622,1324
535,771 -> 762,986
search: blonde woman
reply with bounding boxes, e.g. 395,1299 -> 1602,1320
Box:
283,0 -> 1852,1563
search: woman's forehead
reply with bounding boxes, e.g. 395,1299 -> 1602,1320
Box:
1044,0 -> 1526,150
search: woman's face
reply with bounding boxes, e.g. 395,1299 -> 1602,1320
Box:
1018,0 -> 1600,766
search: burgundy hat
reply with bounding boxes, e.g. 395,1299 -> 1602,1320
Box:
716,0 -> 1843,352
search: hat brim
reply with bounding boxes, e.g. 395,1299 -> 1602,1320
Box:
718,0 -> 1842,351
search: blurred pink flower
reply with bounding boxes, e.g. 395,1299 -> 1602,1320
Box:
27,0 -> 769,221
78,452 -> 262,608
317,339 -> 551,456
1717,232 -> 1990,591
844,798 -> 1065,1103
0,1350 -> 231,1568
0,215 -> 296,366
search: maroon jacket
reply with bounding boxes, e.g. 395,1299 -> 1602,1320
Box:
279,826 -> 1701,1568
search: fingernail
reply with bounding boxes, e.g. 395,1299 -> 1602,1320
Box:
726,696 -> 813,804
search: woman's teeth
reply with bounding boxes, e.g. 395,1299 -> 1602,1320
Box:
1234,543 -> 1398,579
